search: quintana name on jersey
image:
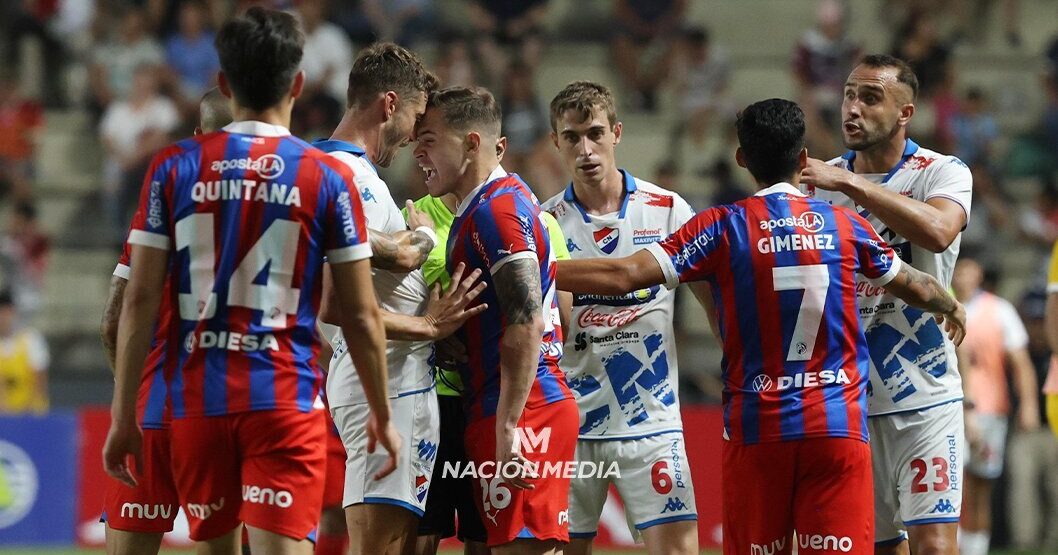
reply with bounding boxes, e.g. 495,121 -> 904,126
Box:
190,179 -> 302,207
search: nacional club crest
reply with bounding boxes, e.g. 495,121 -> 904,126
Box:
593,227 -> 620,255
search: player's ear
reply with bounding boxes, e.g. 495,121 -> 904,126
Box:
898,101 -> 915,128
217,72 -> 232,98
735,147 -> 747,169
382,91 -> 399,122
798,147 -> 808,171
496,136 -> 507,161
550,131 -> 560,150
612,121 -> 623,145
289,70 -> 305,100
464,131 -> 481,154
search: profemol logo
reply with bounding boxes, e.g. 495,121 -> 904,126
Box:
0,440 -> 38,529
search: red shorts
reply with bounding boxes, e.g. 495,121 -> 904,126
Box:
722,437 -> 873,555
464,398 -> 578,547
169,409 -> 326,541
102,427 -> 179,533
322,412 -> 346,510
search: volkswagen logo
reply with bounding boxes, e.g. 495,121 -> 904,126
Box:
751,375 -> 773,392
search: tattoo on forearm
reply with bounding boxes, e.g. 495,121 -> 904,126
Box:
494,259 -> 542,325
368,229 -> 431,271
895,265 -> 955,314
100,278 -> 127,370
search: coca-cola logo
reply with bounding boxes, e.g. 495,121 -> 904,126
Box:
855,281 -> 886,298
577,307 -> 642,328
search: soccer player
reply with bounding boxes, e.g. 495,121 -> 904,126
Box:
539,81 -> 712,555
98,86 -> 233,555
800,54 -> 973,555
951,257 -> 1039,555
311,42 -> 486,555
555,98 -> 966,555
411,193 -> 573,555
1046,239 -> 1058,439
102,9 -> 397,555
413,87 -> 578,554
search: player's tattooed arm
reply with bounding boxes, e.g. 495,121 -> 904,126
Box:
493,257 -> 545,488
368,228 -> 434,273
883,263 -> 967,345
100,275 -> 128,375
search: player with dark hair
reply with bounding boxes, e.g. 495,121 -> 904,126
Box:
801,53 -> 974,555
554,98 -> 966,555
102,8 -> 396,555
414,87 -> 578,554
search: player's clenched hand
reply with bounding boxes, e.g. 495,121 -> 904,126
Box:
496,426 -> 535,490
934,301 -> 967,346
405,200 -> 434,232
424,262 -> 488,339
367,410 -> 402,480
103,421 -> 143,488
800,158 -> 854,192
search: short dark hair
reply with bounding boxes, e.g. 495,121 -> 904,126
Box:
346,42 -> 439,109
214,7 -> 303,111
735,98 -> 805,184
682,26 -> 709,47
426,87 -> 502,137
199,87 -> 233,132
549,81 -> 617,132
858,53 -> 919,101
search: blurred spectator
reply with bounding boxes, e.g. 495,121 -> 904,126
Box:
500,59 -> 563,200
670,26 -> 733,147
791,0 -> 861,156
1006,287 -> 1058,552
1019,176 -> 1058,249
99,64 -> 179,238
890,12 -> 951,101
0,290 -> 49,414
960,174 -> 1010,271
951,87 -> 998,167
348,0 -> 434,47
88,7 -> 165,115
164,0 -> 219,112
1044,72 -> 1058,161
952,0 -> 1022,47
435,33 -> 477,88
2,0 -> 68,107
293,0 -> 351,134
708,159 -> 747,207
610,0 -> 686,112
0,74 -> 43,202
0,202 -> 50,315
469,0 -> 549,89
954,257 -> 1039,555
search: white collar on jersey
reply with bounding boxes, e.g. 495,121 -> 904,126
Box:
223,120 -> 292,137
754,182 -> 805,197
455,164 -> 508,217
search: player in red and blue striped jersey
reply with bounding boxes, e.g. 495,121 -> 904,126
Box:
102,9 -> 396,554
556,99 -> 967,555
414,87 -> 578,552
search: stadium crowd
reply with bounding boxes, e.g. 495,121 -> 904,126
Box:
1,0 -> 1058,553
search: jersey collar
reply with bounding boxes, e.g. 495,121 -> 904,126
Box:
563,168 -> 638,223
840,138 -> 919,183
754,182 -> 805,197
223,120 -> 291,137
455,164 -> 508,217
312,139 -> 377,175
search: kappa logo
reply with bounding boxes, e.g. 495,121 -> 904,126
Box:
567,238 -> 582,252
929,498 -> 956,514
752,375 -> 773,392
661,497 -> 688,513
593,227 -> 619,254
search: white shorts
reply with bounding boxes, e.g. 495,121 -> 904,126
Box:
966,413 -> 1008,480
331,389 -> 439,517
869,400 -> 964,545
569,431 -> 697,540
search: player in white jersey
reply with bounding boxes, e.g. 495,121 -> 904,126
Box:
541,82 -> 715,555
801,54 -> 972,555
314,44 -> 487,555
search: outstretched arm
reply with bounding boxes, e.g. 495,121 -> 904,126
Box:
556,250 -> 666,295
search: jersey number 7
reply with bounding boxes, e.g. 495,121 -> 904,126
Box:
772,264 -> 830,362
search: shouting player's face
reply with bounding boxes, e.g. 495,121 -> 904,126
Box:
552,106 -> 622,186
414,108 -> 468,197
841,65 -> 913,151
377,91 -> 427,168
